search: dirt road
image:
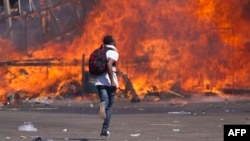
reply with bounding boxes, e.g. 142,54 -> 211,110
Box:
0,99 -> 250,141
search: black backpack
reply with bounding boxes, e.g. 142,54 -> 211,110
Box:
88,45 -> 114,76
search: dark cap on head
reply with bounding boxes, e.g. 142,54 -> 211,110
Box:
103,35 -> 115,45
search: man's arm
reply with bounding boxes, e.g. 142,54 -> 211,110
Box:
107,58 -> 116,87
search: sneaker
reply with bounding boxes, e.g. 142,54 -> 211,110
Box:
100,130 -> 110,138
99,102 -> 106,119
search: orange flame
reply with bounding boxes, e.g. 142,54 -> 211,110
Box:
1,0 -> 250,102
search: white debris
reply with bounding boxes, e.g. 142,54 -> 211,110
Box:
18,122 -> 37,132
130,133 -> 141,137
168,111 -> 191,115
172,128 -> 180,132
89,104 -> 94,108
63,128 -> 68,132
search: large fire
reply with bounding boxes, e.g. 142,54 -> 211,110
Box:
1,0 -> 250,102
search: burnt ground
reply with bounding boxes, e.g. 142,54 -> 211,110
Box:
0,97 -> 250,141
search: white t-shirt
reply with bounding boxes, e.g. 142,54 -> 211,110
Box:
94,45 -> 119,87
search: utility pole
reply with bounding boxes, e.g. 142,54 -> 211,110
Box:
3,0 -> 12,29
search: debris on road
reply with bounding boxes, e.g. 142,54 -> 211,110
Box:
172,128 -> 180,132
168,111 -> 191,115
18,122 -> 37,132
130,133 -> 141,137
